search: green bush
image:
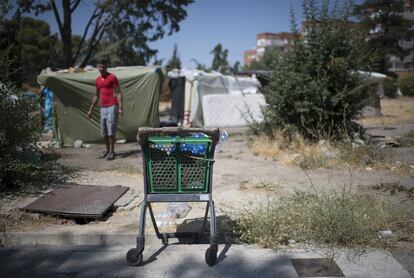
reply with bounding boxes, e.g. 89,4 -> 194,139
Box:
398,76 -> 414,96
0,44 -> 42,190
383,78 -> 398,98
259,0 -> 371,140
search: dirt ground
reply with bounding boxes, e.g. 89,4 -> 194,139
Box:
1,97 -> 414,241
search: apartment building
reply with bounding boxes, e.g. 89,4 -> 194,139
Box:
388,0 -> 414,74
244,32 -> 293,67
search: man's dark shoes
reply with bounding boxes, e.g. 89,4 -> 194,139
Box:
97,151 -> 109,159
106,152 -> 115,161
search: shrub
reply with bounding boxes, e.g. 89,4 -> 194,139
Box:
383,77 -> 398,98
0,44 -> 42,190
398,76 -> 414,96
259,0 -> 371,140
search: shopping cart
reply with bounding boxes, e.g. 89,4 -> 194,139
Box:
126,127 -> 221,267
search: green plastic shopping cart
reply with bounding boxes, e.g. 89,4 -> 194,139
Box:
126,127 -> 221,267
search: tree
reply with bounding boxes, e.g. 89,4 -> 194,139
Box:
260,0 -> 370,140
0,7 -> 22,83
0,1 -> 42,190
191,59 -> 210,72
18,0 -> 193,68
231,61 -> 240,75
354,0 -> 414,73
17,17 -> 53,85
166,44 -> 182,71
210,43 -> 230,74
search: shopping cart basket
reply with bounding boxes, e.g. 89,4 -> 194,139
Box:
126,127 -> 221,267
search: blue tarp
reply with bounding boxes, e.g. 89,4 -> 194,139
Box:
42,87 -> 53,132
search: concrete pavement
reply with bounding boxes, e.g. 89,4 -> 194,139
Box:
1,241 -> 412,278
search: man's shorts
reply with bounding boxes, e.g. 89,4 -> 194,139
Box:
100,105 -> 118,137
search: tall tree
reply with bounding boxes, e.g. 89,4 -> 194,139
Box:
18,0 -> 193,68
166,44 -> 182,71
231,61 -> 240,75
0,7 -> 21,83
17,17 -> 53,85
354,0 -> 414,73
210,43 -> 230,74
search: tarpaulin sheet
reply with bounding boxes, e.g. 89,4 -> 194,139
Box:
202,94 -> 266,127
180,69 -> 261,126
38,66 -> 163,145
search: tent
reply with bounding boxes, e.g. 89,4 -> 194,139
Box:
168,69 -> 263,127
38,66 -> 164,146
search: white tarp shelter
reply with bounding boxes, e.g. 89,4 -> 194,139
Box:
168,69 -> 263,127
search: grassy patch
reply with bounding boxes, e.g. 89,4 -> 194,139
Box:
249,133 -> 389,170
357,96 -> 414,126
234,190 -> 395,250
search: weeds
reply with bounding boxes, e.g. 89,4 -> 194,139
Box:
234,189 -> 395,250
250,132 -> 390,170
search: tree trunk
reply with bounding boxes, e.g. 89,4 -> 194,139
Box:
62,0 -> 72,68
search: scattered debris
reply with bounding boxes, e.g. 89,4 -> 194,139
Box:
378,230 -> 393,239
116,139 -> 127,144
74,140 -> 83,148
372,182 -> 414,199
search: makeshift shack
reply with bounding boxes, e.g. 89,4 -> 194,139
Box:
168,69 -> 264,128
38,66 -> 164,146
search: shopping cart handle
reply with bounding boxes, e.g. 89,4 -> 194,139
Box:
137,127 -> 220,146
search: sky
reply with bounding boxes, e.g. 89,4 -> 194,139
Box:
16,0 -> 361,68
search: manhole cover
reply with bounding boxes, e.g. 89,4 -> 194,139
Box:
24,184 -> 129,219
291,258 -> 345,277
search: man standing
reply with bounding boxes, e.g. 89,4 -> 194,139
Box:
87,60 -> 123,160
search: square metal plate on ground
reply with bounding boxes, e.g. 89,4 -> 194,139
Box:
291,258 -> 345,277
24,184 -> 129,219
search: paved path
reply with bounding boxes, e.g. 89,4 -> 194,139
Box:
1,242 -> 412,278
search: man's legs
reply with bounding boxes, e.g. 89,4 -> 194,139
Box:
105,136 -> 110,153
109,135 -> 115,153
105,106 -> 118,160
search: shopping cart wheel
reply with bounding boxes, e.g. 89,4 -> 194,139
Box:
126,248 -> 143,266
205,245 -> 218,266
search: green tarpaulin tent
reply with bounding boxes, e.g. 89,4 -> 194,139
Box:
38,66 -> 163,146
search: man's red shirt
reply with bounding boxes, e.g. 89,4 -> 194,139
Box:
96,73 -> 119,107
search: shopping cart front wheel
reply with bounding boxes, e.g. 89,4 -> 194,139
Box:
205,244 -> 218,266
126,248 -> 143,266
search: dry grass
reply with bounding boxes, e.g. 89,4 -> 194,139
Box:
234,189 -> 396,250
357,96 -> 414,126
250,131 -> 325,166
249,133 -> 412,173
250,132 -> 338,169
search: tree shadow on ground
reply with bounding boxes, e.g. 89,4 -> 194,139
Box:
0,241 -> 298,278
115,149 -> 141,159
